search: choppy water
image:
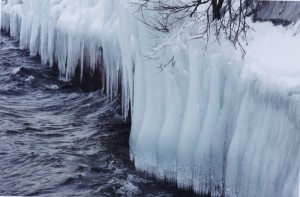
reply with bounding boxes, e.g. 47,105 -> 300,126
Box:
0,34 -> 197,197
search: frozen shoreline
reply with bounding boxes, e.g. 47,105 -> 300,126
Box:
1,0 -> 299,196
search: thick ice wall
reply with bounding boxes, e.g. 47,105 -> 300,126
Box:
129,22 -> 300,196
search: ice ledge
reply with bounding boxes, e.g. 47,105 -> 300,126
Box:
130,45 -> 300,196
1,0 -> 133,118
129,21 -> 300,196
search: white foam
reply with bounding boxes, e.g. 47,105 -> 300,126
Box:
48,84 -> 59,90
25,75 -> 34,82
11,66 -> 22,75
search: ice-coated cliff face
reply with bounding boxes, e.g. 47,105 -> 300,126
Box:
130,21 -> 300,197
255,1 -> 300,25
1,0 -> 299,196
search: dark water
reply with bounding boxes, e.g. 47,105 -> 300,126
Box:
0,34 -> 196,197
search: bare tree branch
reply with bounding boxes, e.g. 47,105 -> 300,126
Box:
132,0 -> 252,69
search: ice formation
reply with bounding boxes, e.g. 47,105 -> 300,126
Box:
1,0 -> 136,118
1,0 -> 299,196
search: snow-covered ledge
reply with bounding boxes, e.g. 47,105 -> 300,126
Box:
1,0 -> 299,196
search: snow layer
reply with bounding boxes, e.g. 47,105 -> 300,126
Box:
1,0 -> 300,196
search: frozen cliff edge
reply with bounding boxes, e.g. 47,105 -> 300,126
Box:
130,21 -> 300,197
1,0 -> 300,196
1,0 -> 135,118
254,1 -> 300,25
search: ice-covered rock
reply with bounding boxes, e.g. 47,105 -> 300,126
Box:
255,1 -> 300,25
